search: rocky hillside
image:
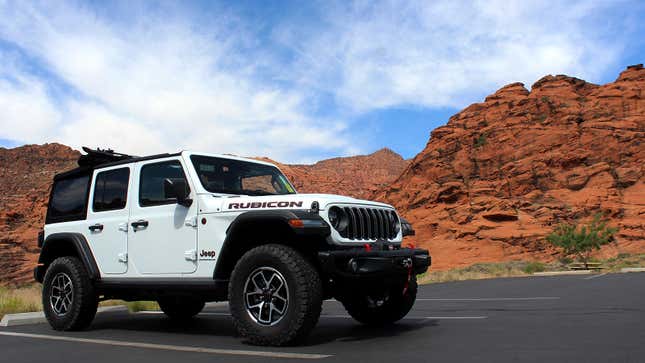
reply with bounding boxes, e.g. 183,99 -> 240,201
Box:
0,145 -> 407,284
259,148 -> 409,199
375,65 -> 645,270
0,144 -> 79,285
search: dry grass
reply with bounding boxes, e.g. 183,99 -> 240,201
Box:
418,254 -> 645,285
601,253 -> 645,272
418,261 -> 541,284
0,285 -> 42,320
123,301 -> 159,312
0,285 -> 159,319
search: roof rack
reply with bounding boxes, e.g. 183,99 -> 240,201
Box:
78,147 -> 136,167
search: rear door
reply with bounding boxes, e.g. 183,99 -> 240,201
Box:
128,158 -> 198,274
86,166 -> 131,274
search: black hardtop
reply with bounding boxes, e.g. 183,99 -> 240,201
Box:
53,147 -> 180,181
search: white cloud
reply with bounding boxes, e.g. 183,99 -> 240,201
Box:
0,1 -> 355,162
274,0 -> 625,111
0,1 -> 633,162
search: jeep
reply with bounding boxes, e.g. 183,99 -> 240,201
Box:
34,147 -> 430,346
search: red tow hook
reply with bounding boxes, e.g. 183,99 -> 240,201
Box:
363,243 -> 372,252
402,264 -> 413,296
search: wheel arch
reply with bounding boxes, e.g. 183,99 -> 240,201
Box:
36,232 -> 100,283
213,210 -> 330,280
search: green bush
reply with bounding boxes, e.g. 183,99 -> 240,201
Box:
547,214 -> 618,268
474,133 -> 487,147
523,261 -> 546,274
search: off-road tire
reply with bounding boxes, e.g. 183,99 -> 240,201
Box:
158,297 -> 205,319
42,256 -> 98,331
342,276 -> 417,325
228,244 -> 323,346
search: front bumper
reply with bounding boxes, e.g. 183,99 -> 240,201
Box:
318,247 -> 431,279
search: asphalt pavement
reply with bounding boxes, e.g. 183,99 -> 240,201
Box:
1,272 -> 644,363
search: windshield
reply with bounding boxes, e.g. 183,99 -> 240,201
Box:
190,155 -> 296,196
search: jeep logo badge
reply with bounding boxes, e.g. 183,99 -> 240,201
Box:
199,250 -> 217,260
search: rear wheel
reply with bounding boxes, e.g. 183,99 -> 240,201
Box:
42,256 -> 98,331
158,297 -> 205,319
228,244 -> 323,346
342,276 -> 417,325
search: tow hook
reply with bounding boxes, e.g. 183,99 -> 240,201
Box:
402,258 -> 413,296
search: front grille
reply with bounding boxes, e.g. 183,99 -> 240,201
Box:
336,207 -> 398,240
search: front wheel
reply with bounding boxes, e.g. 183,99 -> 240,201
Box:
228,244 -> 323,346
342,276 -> 417,325
42,256 -> 98,331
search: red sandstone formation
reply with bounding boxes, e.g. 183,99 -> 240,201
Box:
374,65 -> 645,270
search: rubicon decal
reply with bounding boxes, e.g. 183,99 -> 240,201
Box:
228,201 -> 303,209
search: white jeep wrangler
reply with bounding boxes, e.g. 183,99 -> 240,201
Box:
35,147 -> 430,346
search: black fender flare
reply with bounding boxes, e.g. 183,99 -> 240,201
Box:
35,232 -> 100,282
213,210 -> 330,280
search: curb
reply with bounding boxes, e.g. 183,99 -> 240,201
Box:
0,305 -> 128,327
532,270 -> 593,276
620,267 -> 645,273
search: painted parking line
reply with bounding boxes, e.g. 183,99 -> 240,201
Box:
584,273 -> 608,280
0,331 -> 331,359
316,314 -> 487,320
139,312 -> 488,320
415,297 -> 560,302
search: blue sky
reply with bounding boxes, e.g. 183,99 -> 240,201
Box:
0,1 -> 643,163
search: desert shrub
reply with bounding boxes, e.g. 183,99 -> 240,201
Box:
474,133 -> 487,147
523,261 -> 546,274
547,214 -> 618,268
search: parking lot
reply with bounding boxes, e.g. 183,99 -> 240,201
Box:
1,272 -> 644,363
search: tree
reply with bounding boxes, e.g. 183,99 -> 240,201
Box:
546,214 -> 618,269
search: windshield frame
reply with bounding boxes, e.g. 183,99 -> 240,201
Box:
188,154 -> 297,196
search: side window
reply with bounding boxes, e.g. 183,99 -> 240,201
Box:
46,174 -> 91,223
93,168 -> 130,212
139,160 -> 189,207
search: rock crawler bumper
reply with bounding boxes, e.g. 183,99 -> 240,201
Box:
317,248 -> 431,279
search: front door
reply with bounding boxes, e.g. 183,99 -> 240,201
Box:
128,158 -> 198,274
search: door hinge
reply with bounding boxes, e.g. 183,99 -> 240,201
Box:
118,252 -> 128,263
118,223 -> 128,232
184,216 -> 198,228
184,249 -> 197,261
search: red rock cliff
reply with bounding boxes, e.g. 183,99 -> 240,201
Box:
374,65 -> 645,270
0,144 -> 79,284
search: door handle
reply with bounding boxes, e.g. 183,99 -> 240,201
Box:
88,223 -> 104,232
131,220 -> 149,229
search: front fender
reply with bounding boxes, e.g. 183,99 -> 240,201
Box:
213,210 -> 330,280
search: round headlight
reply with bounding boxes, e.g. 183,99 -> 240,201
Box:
328,206 -> 349,232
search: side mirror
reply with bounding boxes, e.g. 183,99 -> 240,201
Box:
164,178 -> 193,207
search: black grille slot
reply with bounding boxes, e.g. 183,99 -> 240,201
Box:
336,207 -> 397,240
